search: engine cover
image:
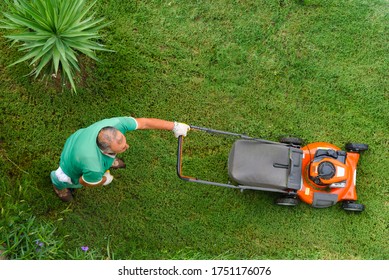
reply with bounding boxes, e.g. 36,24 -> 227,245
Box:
309,149 -> 349,185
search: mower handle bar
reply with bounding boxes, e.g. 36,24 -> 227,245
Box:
189,125 -> 284,144
176,125 -> 290,193
177,134 -> 238,188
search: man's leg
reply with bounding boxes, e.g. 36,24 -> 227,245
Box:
111,158 -> 126,169
50,171 -> 74,202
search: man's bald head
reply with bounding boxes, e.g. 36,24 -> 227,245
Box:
97,126 -> 118,154
97,126 -> 128,154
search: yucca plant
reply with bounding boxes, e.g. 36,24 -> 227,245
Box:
0,0 -> 112,92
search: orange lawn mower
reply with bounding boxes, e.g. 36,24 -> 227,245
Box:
177,126 -> 368,212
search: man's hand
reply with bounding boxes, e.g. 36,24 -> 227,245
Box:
173,122 -> 190,138
103,171 -> 114,185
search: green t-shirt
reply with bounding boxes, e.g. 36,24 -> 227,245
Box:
60,117 -> 137,186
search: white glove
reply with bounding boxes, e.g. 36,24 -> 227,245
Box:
172,122 -> 190,138
103,171 -> 114,185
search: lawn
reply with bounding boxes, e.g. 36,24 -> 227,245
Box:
0,0 -> 388,260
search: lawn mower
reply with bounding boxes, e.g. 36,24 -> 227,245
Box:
177,126 -> 368,212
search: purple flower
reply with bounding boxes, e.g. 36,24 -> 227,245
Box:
81,246 -> 89,252
35,240 -> 44,247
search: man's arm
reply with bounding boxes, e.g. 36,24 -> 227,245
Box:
79,172 -> 113,187
134,118 -> 190,137
79,176 -> 106,187
134,118 -> 175,130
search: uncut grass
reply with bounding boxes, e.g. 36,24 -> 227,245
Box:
1,0 -> 388,259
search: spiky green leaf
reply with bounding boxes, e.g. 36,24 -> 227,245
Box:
1,0 -> 112,92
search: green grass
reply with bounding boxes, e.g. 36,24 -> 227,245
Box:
1,0 -> 388,260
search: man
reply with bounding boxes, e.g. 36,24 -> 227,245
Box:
50,117 -> 190,202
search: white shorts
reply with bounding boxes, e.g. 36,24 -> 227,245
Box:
54,167 -> 73,184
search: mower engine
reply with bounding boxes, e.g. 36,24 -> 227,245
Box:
309,149 -> 348,188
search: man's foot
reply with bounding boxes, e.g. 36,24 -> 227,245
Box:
53,185 -> 73,202
111,158 -> 126,169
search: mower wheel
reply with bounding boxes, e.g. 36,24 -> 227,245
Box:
279,137 -> 303,146
342,201 -> 365,212
275,197 -> 299,207
345,143 -> 368,152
